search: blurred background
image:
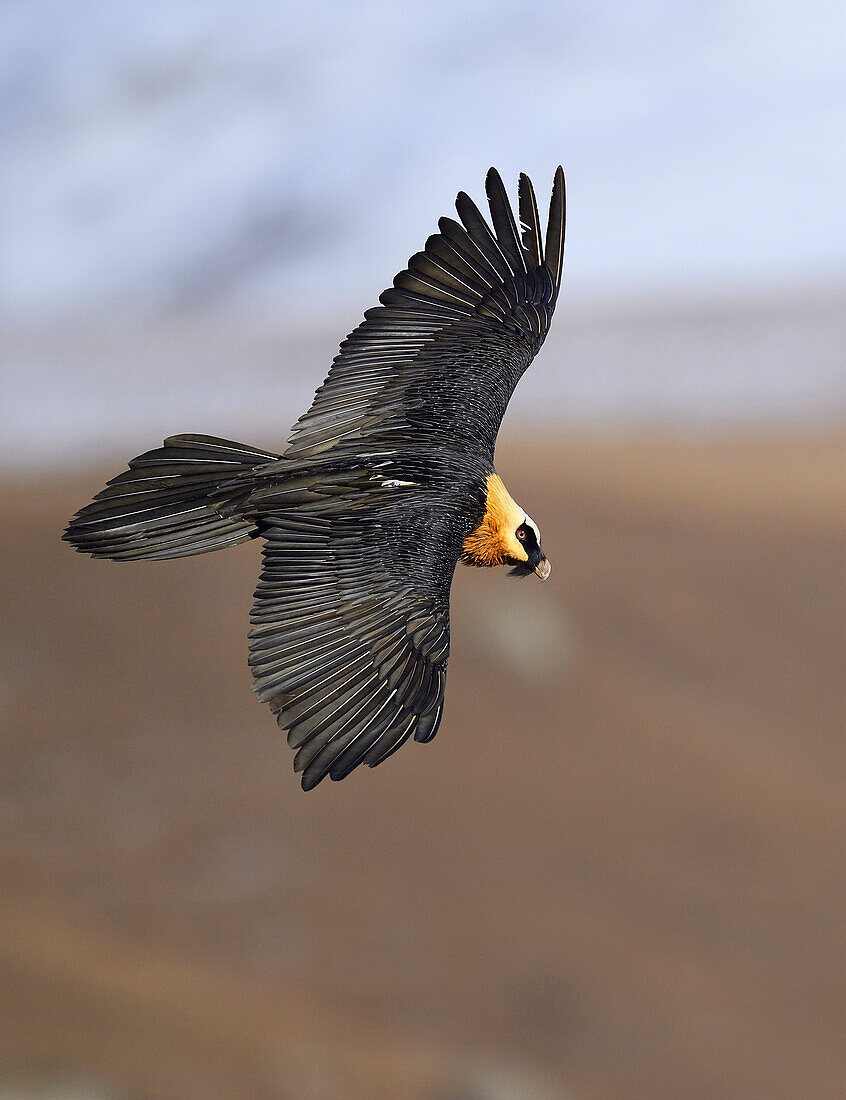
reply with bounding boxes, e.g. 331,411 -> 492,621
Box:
1,2 -> 845,1097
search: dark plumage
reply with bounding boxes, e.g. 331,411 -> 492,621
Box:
65,168 -> 566,789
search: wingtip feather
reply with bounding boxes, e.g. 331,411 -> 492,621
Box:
517,172 -> 543,269
544,166 -> 566,292
484,167 -> 526,276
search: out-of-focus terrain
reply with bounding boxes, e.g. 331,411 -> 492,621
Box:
1,431 -> 844,1099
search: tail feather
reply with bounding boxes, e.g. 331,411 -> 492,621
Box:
64,434 -> 279,561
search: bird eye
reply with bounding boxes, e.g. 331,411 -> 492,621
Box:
516,527 -> 526,540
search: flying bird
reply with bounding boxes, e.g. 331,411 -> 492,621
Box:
65,167 -> 566,790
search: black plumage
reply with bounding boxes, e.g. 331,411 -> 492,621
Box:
64,167 -> 566,790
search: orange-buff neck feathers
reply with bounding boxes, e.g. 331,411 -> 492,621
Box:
461,474 -> 526,568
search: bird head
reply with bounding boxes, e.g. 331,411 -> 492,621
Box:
506,514 -> 551,581
461,475 -> 550,581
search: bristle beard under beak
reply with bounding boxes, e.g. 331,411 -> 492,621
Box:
508,557 -> 551,580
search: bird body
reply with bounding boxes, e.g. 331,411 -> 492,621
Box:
65,167 -> 566,789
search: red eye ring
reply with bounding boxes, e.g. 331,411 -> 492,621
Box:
516,529 -> 526,540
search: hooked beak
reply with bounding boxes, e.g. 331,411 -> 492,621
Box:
534,556 -> 551,582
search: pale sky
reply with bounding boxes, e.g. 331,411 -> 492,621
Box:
1,0 -> 844,325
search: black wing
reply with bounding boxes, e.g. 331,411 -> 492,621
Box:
246,474 -> 459,790
284,167 -> 565,464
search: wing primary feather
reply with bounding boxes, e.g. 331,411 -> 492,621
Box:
299,686 -> 397,789
286,672 -> 382,747
485,167 -> 527,275
328,699 -> 403,781
279,662 -> 377,740
413,703 -> 443,744
454,192 -> 513,282
293,680 -> 386,773
364,713 -> 417,767
518,173 -> 543,268
544,165 -> 566,293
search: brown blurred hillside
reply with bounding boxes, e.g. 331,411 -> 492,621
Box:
1,432 -> 845,1099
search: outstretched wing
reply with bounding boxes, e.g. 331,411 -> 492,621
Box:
247,477 -> 460,790
284,167 -> 565,464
